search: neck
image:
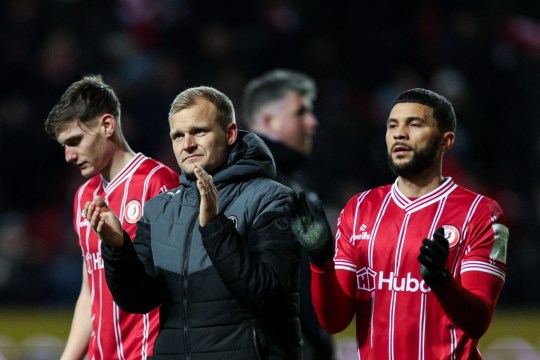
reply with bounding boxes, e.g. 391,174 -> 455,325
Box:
102,146 -> 136,182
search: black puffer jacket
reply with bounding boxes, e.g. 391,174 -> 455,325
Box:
102,131 -> 302,359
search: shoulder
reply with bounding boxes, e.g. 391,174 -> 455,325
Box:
254,178 -> 294,199
452,185 -> 504,212
136,155 -> 178,177
343,184 -> 391,209
147,186 -> 182,203
230,178 -> 295,210
133,155 -> 179,189
452,184 -> 507,225
143,186 -> 182,213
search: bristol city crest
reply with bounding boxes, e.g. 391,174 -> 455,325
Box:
442,224 -> 460,248
125,200 -> 142,224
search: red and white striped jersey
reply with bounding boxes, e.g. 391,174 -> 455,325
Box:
333,177 -> 508,360
73,153 -> 179,360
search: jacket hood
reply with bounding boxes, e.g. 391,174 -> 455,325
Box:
180,130 -> 276,189
257,134 -> 307,173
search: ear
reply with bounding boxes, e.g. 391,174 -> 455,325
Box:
100,114 -> 116,138
226,122 -> 238,146
441,131 -> 455,153
252,112 -> 274,133
267,113 -> 282,133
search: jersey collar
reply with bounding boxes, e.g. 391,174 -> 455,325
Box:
391,177 -> 457,213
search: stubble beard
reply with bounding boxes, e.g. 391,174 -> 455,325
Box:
387,137 -> 440,179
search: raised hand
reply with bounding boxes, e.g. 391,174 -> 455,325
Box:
418,227 -> 450,288
290,191 -> 335,267
194,164 -> 218,226
83,195 -> 125,249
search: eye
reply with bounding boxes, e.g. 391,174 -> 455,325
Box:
194,129 -> 207,137
296,107 -> 308,117
64,137 -> 82,147
171,133 -> 184,142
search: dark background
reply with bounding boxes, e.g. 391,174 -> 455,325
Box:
0,0 -> 539,308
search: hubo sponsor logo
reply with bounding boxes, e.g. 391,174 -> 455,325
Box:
85,252 -> 104,274
356,267 -> 430,293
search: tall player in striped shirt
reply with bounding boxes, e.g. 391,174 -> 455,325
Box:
297,88 -> 508,359
45,75 -> 179,360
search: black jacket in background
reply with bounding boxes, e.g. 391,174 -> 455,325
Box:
259,135 -> 335,360
102,131 -> 302,359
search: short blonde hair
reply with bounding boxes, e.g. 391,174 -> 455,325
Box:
169,86 -> 236,130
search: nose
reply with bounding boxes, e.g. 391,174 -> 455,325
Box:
392,124 -> 408,140
305,112 -> 319,130
181,134 -> 197,151
65,146 -> 77,163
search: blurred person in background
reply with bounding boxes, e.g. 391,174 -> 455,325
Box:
84,86 -> 302,359
44,75 -> 179,360
298,88 -> 509,359
242,69 -> 335,360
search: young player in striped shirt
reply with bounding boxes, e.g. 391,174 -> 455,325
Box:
45,75 -> 179,360
294,88 -> 508,359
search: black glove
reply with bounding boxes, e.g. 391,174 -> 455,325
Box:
290,191 -> 335,267
418,227 -> 450,288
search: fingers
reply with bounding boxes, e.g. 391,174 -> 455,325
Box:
418,236 -> 448,272
194,164 -> 216,198
194,165 -> 218,226
421,237 -> 447,256
83,201 -> 102,229
434,226 -> 445,237
432,227 -> 449,251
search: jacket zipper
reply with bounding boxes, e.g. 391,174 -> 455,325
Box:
182,213 -> 198,360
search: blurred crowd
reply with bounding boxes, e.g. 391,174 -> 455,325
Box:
0,0 -> 539,307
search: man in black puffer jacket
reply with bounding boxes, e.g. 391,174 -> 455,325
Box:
83,86 -> 302,359
243,69 -> 335,360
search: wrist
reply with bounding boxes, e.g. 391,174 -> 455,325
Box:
310,259 -> 334,273
425,266 -> 450,288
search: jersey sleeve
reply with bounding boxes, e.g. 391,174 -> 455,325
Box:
334,194 -> 363,300
310,193 -> 365,333
144,165 -> 180,199
459,196 -> 508,307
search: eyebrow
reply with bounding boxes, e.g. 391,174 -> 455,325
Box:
387,116 -> 426,123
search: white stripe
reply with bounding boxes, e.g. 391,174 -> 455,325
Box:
389,290 -> 397,360
141,165 -> 166,206
429,196 -> 446,238
450,324 -> 457,360
405,181 -> 456,214
418,294 -> 427,360
366,192 -> 392,350
391,179 -> 410,208
118,173 -> 132,226
141,313 -> 149,359
369,292 -> 375,349
335,264 -> 358,272
96,242 -> 104,359
461,261 -> 506,280
449,195 -> 482,278
391,177 -> 456,212
89,185 -> 105,359
106,153 -> 146,195
393,214 -> 410,276
368,192 -> 392,267
350,191 -> 370,244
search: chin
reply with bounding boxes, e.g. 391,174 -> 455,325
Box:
81,169 -> 96,178
182,162 -> 200,175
